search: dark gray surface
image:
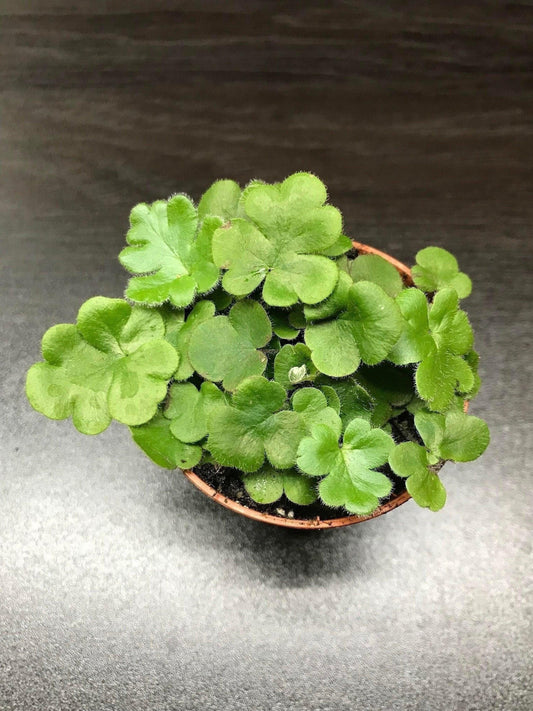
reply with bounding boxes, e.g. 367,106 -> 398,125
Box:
1,3 -> 532,710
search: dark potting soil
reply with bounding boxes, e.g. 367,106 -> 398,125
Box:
193,411 -> 429,522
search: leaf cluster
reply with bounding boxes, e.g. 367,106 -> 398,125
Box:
26,173 -> 490,516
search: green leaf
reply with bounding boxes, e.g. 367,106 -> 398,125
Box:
119,196 -> 221,307
415,410 -> 489,462
412,246 -> 472,298
414,289 -> 475,411
26,297 -> 178,434
282,470 -> 319,504
388,442 -> 446,512
356,362 -> 415,408
304,282 -> 402,376
274,343 -> 317,389
303,269 -> 352,321
243,465 -> 317,505
319,385 -> 341,414
429,290 -> 473,355
414,410 -> 445,453
291,387 -> 342,435
130,411 -> 201,469
319,234 -> 353,257
212,172 -> 343,306
198,179 -> 241,221
209,285 -> 234,312
269,309 -> 300,340
297,419 -> 394,515
165,381 -> 227,443
349,254 -> 403,298
438,411 -> 490,461
207,376 -> 307,472
415,349 -> 473,412
162,300 -> 215,381
317,377 -> 375,427
288,306 -> 306,330
463,349 -> 481,397
388,288 -> 435,365
188,300 -> 272,390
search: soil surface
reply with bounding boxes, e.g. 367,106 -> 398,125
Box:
193,411 -> 428,522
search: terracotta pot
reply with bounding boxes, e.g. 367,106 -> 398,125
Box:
183,241 -> 463,530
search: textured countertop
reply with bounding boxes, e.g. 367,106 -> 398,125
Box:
1,3 -> 531,709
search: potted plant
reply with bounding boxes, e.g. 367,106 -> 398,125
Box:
25,173 -> 489,529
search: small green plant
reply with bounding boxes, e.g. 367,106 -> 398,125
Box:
26,173 -> 490,517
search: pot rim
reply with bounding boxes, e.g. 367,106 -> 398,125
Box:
182,240 -> 460,529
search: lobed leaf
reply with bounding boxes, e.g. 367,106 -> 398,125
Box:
162,300 -> 215,381
303,269 -> 352,321
414,289 -> 475,411
166,381 -> 227,443
130,411 -> 202,470
291,387 -> 342,435
212,173 -> 343,306
412,246 -> 472,299
207,376 -> 307,472
274,343 -> 317,389
269,310 -> 300,340
26,297 -> 178,434
243,465 -> 317,505
119,196 -> 221,308
297,418 -> 394,515
349,254 -> 404,298
188,300 -> 271,390
198,179 -> 241,221
388,288 -> 435,365
415,410 -> 490,462
304,282 -> 402,377
388,442 -> 446,512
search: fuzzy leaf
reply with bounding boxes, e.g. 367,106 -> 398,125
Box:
429,290 -> 473,354
414,410 -> 445,453
212,173 -> 342,306
305,282 -> 402,376
207,376 -> 306,472
303,269 -> 353,322
438,411 -> 490,461
26,297 -> 178,434
349,254 -> 403,298
415,289 -> 475,410
356,363 -> 415,408
274,343 -> 317,388
319,385 -> 341,414
291,387 -> 342,435
415,410 -> 489,462
189,300 -> 271,390
119,196 -> 221,307
412,246 -> 472,298
320,234 -> 353,257
166,381 -> 227,443
243,466 -> 317,505
317,377 -> 375,426
297,419 -> 394,515
162,301 -> 216,381
416,349 -> 473,412
388,442 -> 446,512
463,349 -> 481,397
198,179 -> 241,221
270,310 -> 300,340
388,288 -> 435,365
130,411 -> 201,469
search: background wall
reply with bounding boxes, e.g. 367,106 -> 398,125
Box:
1,2 -> 531,710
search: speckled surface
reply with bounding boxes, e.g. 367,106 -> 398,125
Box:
1,3 -> 532,709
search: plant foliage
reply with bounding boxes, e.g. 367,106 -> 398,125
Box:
26,173 -> 490,517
